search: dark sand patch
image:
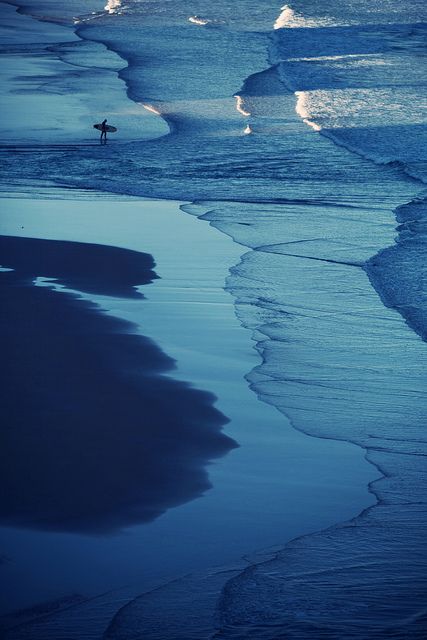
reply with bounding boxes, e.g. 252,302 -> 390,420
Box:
0,234 -> 159,298
0,235 -> 236,534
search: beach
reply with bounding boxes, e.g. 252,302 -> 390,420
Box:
0,195 -> 376,635
1,1 -> 426,638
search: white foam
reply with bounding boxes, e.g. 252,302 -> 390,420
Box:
188,16 -> 210,26
105,0 -> 122,14
295,91 -> 321,131
234,95 -> 251,117
295,87 -> 427,131
274,4 -> 335,30
287,54 -> 385,63
141,103 -> 162,116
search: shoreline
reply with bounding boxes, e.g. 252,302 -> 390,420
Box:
0,194 -> 376,630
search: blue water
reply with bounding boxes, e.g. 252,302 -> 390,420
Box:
1,0 -> 427,638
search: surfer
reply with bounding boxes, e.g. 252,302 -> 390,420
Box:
100,119 -> 108,144
93,119 -> 116,141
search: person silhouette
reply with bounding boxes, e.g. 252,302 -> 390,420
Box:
100,119 -> 108,144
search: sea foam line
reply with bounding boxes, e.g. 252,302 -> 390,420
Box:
105,0 -> 122,14
274,4 -> 335,30
189,16 -> 210,26
295,91 -> 321,131
234,95 -> 251,117
141,103 -> 162,116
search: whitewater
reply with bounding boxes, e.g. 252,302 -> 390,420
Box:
1,0 -> 426,637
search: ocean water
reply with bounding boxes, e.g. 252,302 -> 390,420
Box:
1,0 -> 427,638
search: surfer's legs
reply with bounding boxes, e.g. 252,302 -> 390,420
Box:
100,131 -> 107,144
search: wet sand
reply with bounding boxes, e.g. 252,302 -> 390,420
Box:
0,196 -> 376,636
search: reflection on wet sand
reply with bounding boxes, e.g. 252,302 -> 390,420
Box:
0,235 -> 236,534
